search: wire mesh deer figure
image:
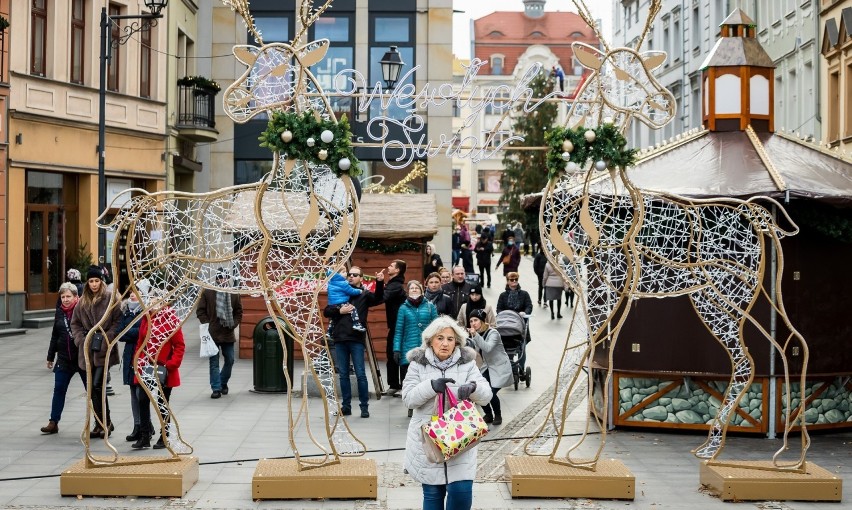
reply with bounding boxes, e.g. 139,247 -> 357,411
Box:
86,0 -> 366,470
528,0 -> 810,473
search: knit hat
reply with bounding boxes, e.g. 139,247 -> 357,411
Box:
135,278 -> 151,300
66,268 -> 81,281
469,286 -> 483,295
86,265 -> 103,281
469,309 -> 488,322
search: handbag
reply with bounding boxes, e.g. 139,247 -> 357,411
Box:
422,387 -> 488,462
90,331 -> 105,352
502,254 -> 511,265
199,323 -> 219,358
143,363 -> 168,386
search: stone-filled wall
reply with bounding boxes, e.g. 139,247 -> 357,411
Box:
780,381 -> 852,426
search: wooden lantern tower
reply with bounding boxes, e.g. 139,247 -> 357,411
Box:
701,9 -> 775,132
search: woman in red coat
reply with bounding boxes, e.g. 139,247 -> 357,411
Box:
131,305 -> 185,450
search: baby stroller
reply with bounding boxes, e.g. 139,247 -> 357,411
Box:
495,310 -> 531,390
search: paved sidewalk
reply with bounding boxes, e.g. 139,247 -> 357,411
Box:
0,255 -> 849,509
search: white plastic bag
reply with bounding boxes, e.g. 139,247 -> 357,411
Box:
199,323 -> 219,358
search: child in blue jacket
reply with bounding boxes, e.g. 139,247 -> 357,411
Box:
327,270 -> 365,333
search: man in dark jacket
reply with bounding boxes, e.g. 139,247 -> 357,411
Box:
474,232 -> 493,288
324,266 -> 385,417
197,270 -> 243,399
442,265 -> 472,318
382,259 -> 407,395
533,246 -> 548,305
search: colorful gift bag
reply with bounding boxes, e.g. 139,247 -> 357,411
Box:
422,387 -> 488,461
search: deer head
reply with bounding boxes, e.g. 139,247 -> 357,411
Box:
222,0 -> 335,123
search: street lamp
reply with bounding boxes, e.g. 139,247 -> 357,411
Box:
379,46 -> 405,90
97,0 -> 168,263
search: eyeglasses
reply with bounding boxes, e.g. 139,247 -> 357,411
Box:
508,278 -> 518,282
348,273 -> 362,277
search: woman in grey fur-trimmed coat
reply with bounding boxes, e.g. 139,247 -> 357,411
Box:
402,316 -> 491,510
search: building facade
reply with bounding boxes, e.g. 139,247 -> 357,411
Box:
454,0 -> 597,219
820,0 -> 852,152
6,0 -> 170,322
210,0 -> 455,256
612,0 -> 820,148
0,1 -> 9,324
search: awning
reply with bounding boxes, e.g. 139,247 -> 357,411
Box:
452,196 -> 470,211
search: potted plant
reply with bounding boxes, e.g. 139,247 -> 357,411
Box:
0,16 -> 10,31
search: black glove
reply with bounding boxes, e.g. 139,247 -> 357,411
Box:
393,351 -> 401,364
457,382 -> 477,401
431,377 -> 455,394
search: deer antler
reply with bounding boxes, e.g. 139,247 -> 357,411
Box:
634,0 -> 662,50
223,0 -> 263,44
571,0 -> 609,52
292,0 -> 334,46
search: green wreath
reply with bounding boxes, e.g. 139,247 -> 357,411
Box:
259,111 -> 362,178
545,123 -> 638,180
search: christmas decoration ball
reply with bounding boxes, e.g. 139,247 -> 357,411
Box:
603,117 -> 614,125
320,130 -> 334,144
318,149 -> 329,160
338,158 -> 352,171
584,130 -> 596,142
562,151 -> 571,161
595,160 -> 607,171
566,162 -> 579,172
281,130 -> 293,143
307,137 -> 316,147
562,140 -> 574,152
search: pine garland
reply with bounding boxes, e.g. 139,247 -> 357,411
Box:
259,111 -> 361,178
545,123 -> 638,180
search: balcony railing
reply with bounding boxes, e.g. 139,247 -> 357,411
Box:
177,83 -> 216,129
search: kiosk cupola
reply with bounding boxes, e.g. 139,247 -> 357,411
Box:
700,9 -> 776,132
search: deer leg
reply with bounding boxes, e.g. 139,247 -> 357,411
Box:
689,280 -> 755,461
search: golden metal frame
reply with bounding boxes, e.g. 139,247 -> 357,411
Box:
532,0 -> 810,474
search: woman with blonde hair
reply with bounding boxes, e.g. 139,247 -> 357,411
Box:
423,243 -> 443,280
402,316 -> 491,510
71,265 -> 122,438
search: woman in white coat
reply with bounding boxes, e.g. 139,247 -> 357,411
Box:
466,309 -> 513,425
402,315 -> 492,510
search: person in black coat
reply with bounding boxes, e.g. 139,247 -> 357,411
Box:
424,272 -> 454,316
442,265 -> 472,317
459,242 -> 475,274
533,246 -> 548,306
422,244 -> 443,280
382,259 -> 407,395
324,266 -> 386,416
41,282 -> 86,435
117,288 -> 147,442
496,272 -> 534,379
474,233 -> 493,288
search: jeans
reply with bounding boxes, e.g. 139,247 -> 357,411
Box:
209,342 -> 235,391
50,367 -> 86,423
422,480 -> 473,510
334,341 -> 369,411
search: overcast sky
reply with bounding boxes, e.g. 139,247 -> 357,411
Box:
452,0 -> 613,60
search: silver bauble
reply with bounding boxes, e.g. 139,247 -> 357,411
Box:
307,137 -> 316,147
595,160 -> 607,171
561,151 -> 571,161
338,158 -> 352,171
320,130 -> 334,144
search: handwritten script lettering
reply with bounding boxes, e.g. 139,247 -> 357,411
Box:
332,60 -> 561,168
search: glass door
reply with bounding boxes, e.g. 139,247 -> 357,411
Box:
26,206 -> 64,309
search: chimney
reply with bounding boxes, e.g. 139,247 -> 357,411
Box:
699,9 -> 776,132
523,0 -> 546,19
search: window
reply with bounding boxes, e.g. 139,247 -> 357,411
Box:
788,69 -> 798,134
108,4 -> 121,92
691,6 -> 700,52
309,15 -> 353,116
370,14 -> 414,119
254,16 -> 290,43
70,0 -> 85,84
139,21 -> 152,98
673,11 -> 682,61
31,0 -> 48,76
626,3 -> 632,28
491,56 -> 503,75
530,31 -> 544,38
485,88 -> 510,115
691,76 -> 701,128
662,17 -> 670,66
452,168 -> 461,190
236,160 -> 273,185
488,30 -> 504,37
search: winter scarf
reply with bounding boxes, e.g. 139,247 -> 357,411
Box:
216,291 -> 235,329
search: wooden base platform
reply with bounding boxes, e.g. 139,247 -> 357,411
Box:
252,458 -> 377,500
60,456 -> 198,497
505,456 -> 634,500
700,461 -> 842,501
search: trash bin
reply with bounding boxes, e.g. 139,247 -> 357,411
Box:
252,317 -> 294,393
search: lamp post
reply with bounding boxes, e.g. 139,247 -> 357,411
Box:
97,0 -> 168,263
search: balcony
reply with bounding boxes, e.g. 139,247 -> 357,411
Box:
176,77 -> 219,143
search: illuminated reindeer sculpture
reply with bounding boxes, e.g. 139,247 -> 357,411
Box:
528,0 -> 810,473
86,0 -> 365,470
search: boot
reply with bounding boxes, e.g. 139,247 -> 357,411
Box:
131,432 -> 152,450
90,424 -> 104,439
492,414 -> 503,425
557,305 -> 563,319
152,435 -> 166,449
126,425 -> 140,442
41,420 -> 59,434
483,412 -> 494,424
551,308 -> 555,320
